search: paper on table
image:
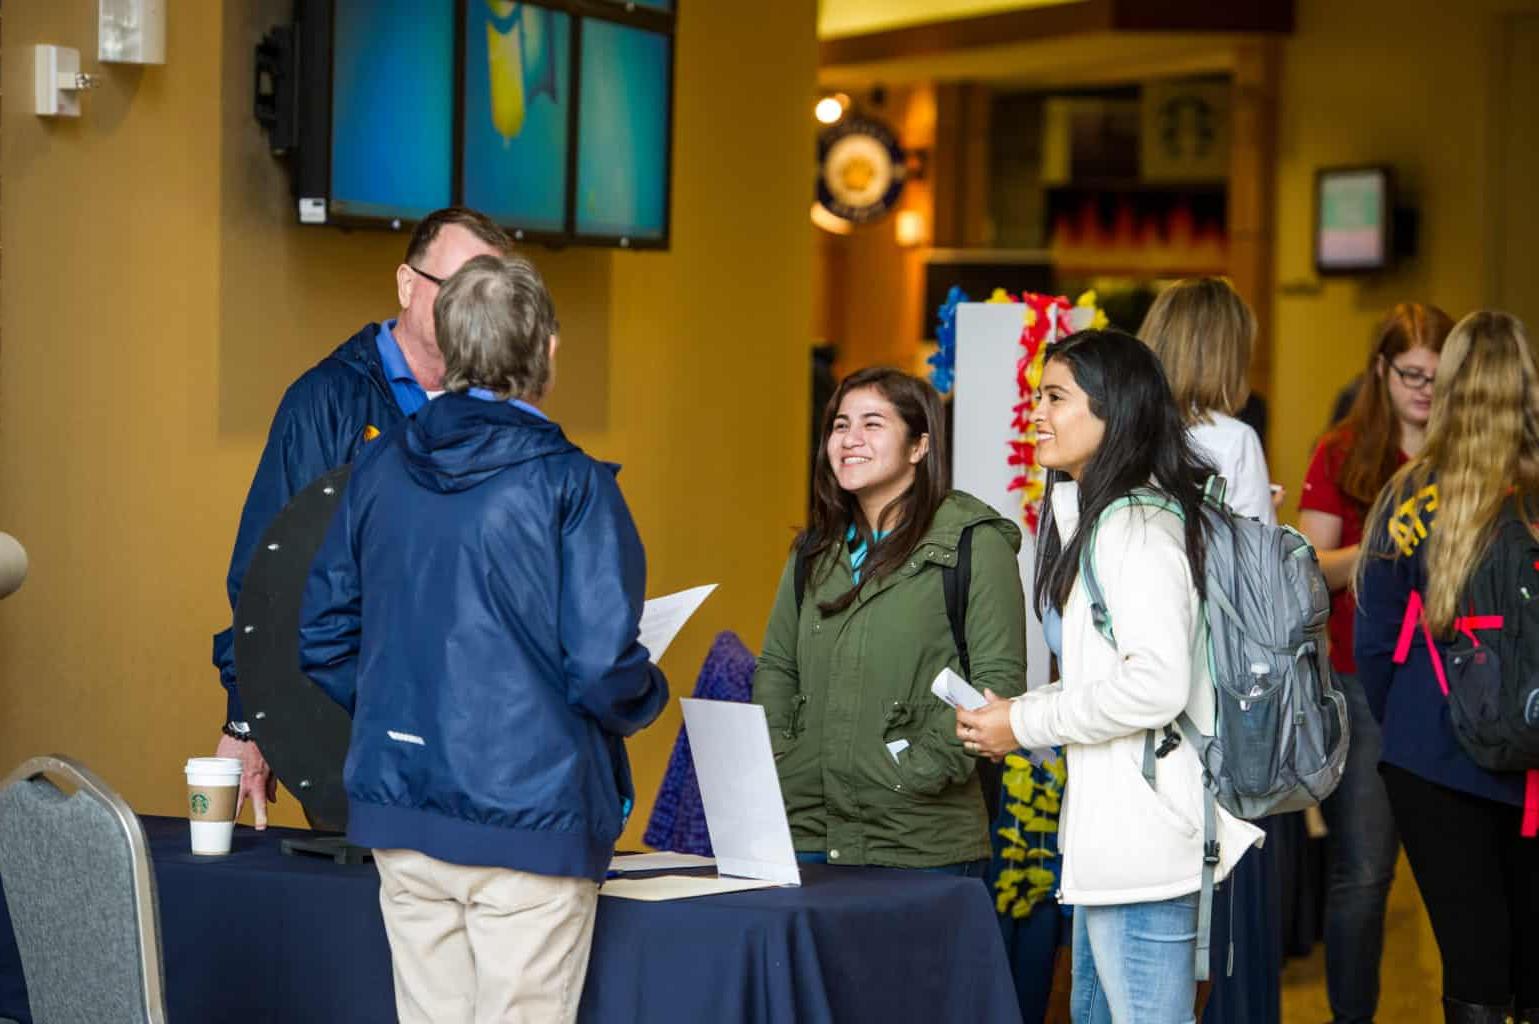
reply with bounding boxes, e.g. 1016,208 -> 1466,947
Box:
931,667 -> 988,711
639,584 -> 718,663
680,699 -> 801,886
600,875 -> 781,902
607,851 -> 716,874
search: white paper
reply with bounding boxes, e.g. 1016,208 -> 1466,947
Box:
607,851 -> 716,874
885,738 -> 910,762
639,584 -> 717,663
931,667 -> 988,711
680,699 -> 801,886
600,875 -> 781,901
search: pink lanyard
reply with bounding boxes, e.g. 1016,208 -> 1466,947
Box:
1392,590 -> 1538,837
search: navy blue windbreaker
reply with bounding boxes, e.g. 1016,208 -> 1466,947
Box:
298,393 -> 669,880
214,323 -> 407,721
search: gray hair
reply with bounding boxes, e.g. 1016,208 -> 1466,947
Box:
435,255 -> 557,401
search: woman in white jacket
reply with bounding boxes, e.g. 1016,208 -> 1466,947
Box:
958,329 -> 1264,1024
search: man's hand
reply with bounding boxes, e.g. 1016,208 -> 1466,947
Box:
214,733 -> 277,830
955,688 -> 1018,761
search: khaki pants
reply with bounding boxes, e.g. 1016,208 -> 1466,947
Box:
373,848 -> 600,1024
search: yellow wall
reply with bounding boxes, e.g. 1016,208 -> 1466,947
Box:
1269,0 -> 1539,513
0,0 -> 815,848
819,0 -> 1082,39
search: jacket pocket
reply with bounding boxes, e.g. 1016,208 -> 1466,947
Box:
768,694 -> 808,761
1061,738 -> 1205,896
880,701 -> 961,798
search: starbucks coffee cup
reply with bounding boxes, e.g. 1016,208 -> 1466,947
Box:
185,757 -> 243,855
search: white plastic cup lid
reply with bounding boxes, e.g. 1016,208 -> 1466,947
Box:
185,757 -> 243,775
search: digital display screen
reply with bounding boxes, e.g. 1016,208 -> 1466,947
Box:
574,19 -> 671,241
1317,168 -> 1389,272
329,1 -> 455,222
462,2 -> 572,234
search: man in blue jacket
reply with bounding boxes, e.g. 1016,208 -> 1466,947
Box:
299,253 -> 667,1024
212,208 -> 513,825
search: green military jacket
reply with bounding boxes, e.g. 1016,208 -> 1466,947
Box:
752,491 -> 1028,868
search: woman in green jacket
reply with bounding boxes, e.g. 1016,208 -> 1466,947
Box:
753,367 -> 1029,873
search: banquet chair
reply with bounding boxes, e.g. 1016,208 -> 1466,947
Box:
0,755 -> 166,1024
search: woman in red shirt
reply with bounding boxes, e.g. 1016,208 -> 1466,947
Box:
1297,302 -> 1453,1024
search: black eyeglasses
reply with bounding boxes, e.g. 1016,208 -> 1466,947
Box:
1389,363 -> 1435,390
409,265 -> 445,286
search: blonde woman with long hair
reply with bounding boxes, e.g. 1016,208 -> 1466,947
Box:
1142,277 -> 1276,525
1354,311 -> 1539,1024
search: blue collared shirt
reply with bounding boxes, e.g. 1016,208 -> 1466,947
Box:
468,386 -> 548,420
374,320 -> 431,416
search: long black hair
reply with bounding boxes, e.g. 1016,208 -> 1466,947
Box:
1032,329 -> 1216,618
800,367 -> 950,616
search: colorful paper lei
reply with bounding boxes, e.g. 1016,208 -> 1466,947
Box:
994,751 -> 1067,919
930,289 -> 1106,535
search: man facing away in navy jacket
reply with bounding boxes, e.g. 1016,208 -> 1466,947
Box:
299,253 -> 669,1024
212,209 -> 514,825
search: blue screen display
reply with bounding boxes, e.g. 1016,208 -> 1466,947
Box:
330,1 -> 455,222
462,2 -> 571,233
575,20 -> 671,241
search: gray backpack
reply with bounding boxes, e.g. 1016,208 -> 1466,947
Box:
1078,480 -> 1350,980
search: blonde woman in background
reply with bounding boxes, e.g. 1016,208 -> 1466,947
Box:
1355,311 -> 1539,1024
1141,277 -> 1277,525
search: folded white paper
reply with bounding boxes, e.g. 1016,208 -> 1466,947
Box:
639,584 -> 717,663
607,851 -> 716,874
885,738 -> 910,762
680,699 -> 801,886
931,667 -> 988,711
600,875 -> 781,901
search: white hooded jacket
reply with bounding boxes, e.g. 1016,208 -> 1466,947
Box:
1010,481 -> 1264,905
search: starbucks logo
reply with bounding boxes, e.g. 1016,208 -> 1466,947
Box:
190,793 -> 210,815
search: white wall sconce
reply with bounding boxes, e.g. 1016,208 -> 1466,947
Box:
34,46 -> 101,118
100,0 -> 167,65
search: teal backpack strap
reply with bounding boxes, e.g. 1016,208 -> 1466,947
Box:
1078,489 -> 1182,653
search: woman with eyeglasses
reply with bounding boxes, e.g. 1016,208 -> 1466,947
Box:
1297,302 -> 1453,1024
1354,311 -> 1539,1024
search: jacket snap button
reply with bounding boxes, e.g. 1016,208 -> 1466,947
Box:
829,849 -> 840,860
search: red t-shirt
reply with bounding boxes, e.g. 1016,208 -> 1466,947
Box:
1299,434 -> 1406,674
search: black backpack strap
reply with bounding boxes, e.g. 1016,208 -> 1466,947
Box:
793,543 -> 811,615
947,525 -> 1003,818
943,524 -> 974,678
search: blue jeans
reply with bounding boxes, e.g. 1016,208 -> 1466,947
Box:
793,852 -> 990,877
1319,673 -> 1398,1024
1071,894 -> 1198,1024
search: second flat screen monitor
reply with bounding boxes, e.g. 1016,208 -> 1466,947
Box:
461,2 -> 572,235
575,19 -> 671,243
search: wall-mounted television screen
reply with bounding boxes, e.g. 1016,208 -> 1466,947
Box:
328,3 -> 456,223
1316,166 -> 1392,273
574,19 -> 673,244
461,2 -> 572,237
271,0 -> 675,248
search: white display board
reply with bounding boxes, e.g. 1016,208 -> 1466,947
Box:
952,303 -> 1049,688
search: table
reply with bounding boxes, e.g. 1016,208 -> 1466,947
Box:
0,817 -> 1022,1023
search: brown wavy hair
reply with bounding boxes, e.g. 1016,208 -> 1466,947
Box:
1358,312 -> 1539,633
800,367 -> 950,616
1326,303 -> 1454,507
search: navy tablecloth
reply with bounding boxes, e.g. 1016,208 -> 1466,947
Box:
0,816 -> 1022,1023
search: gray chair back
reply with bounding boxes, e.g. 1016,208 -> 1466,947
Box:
0,756 -> 166,1024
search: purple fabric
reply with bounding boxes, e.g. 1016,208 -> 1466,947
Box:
643,631 -> 756,854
